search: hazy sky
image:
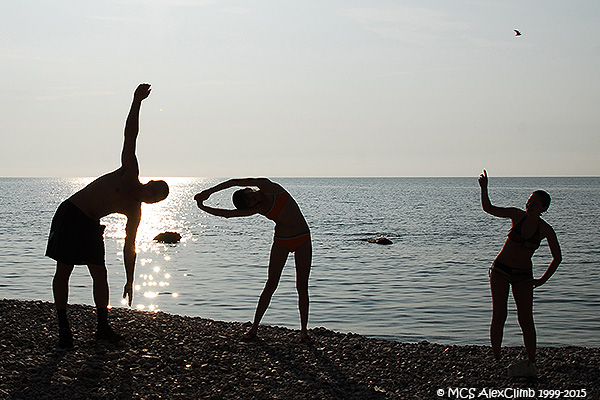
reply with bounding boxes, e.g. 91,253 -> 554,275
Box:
2,1 -> 599,177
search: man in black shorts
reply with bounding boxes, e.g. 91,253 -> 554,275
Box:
46,83 -> 169,348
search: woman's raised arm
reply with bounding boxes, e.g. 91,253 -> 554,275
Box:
479,170 -> 520,219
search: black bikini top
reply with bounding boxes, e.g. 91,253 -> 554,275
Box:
507,216 -> 542,251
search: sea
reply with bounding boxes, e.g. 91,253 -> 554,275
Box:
1,177 -> 598,347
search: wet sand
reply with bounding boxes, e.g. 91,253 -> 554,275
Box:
1,299 -> 598,399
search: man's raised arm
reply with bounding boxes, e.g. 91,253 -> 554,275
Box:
121,83 -> 151,172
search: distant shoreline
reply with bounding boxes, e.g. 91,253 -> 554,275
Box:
1,299 -> 598,399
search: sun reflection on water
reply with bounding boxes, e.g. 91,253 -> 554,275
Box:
108,177 -> 206,312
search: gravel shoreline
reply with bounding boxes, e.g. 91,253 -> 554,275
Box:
1,299 -> 598,399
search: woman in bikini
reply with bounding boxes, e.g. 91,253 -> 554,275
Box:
194,178 -> 312,342
479,170 -> 562,372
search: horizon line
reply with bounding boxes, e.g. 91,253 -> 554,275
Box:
1,175 -> 599,179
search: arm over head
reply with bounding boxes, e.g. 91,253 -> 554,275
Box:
121,83 -> 151,173
194,177 -> 282,218
479,170 -> 521,219
202,178 -> 281,197
195,201 -> 260,218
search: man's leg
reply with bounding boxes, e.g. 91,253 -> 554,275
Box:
88,264 -> 124,343
53,262 -> 74,348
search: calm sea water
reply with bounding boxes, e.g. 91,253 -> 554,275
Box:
1,177 -> 598,347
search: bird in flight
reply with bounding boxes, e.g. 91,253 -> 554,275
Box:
514,30 -> 522,36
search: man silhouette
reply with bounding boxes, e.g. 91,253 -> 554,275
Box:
46,83 -> 169,348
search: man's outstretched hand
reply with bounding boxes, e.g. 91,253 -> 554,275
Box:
134,83 -> 151,101
123,282 -> 134,306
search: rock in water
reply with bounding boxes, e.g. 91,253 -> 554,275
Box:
367,237 -> 393,245
153,231 -> 181,243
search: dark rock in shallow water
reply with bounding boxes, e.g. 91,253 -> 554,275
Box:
367,237 -> 393,245
153,231 -> 181,243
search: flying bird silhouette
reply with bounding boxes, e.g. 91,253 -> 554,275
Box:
514,30 -> 522,36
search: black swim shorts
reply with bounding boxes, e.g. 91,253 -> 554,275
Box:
45,200 -> 106,265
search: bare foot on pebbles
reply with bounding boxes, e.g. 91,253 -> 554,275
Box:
242,329 -> 257,341
58,327 -> 74,349
95,325 -> 125,346
300,332 -> 313,344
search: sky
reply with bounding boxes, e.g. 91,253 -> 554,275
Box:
1,0 -> 599,177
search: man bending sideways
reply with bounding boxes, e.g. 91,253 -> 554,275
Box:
46,84 -> 169,348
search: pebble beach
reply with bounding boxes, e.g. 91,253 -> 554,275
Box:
1,299 -> 598,399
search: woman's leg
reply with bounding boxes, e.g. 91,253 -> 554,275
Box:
490,270 -> 510,360
246,242 -> 289,338
512,281 -> 536,362
294,240 -> 312,341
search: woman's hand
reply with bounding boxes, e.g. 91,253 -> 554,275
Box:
194,190 -> 210,206
478,169 -> 488,188
532,278 -> 544,289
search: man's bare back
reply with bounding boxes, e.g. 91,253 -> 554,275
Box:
69,169 -> 143,221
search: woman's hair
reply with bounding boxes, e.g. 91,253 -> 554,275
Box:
232,189 -> 249,209
533,190 -> 551,208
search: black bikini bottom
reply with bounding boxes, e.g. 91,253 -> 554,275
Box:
490,260 -> 533,284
